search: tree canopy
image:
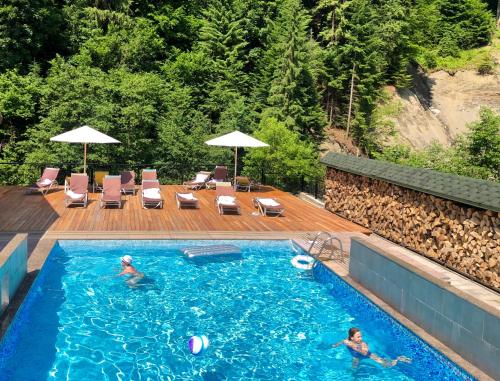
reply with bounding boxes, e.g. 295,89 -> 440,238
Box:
0,0 -> 497,185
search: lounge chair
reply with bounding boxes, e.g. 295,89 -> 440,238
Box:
100,175 -> 122,208
92,170 -> 109,192
215,182 -> 240,215
175,192 -> 199,209
141,179 -> 163,208
121,170 -> 136,195
64,174 -> 88,207
253,197 -> 285,216
141,169 -> 157,181
234,176 -> 259,192
183,171 -> 211,190
26,167 -> 59,195
205,166 -> 228,190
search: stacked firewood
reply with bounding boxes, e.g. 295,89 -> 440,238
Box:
324,168 -> 500,290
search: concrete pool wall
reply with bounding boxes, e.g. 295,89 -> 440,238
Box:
0,234 -> 27,314
349,237 -> 500,380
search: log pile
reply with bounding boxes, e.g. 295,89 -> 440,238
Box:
324,168 -> 500,290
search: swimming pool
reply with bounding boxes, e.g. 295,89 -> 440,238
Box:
0,240 -> 473,380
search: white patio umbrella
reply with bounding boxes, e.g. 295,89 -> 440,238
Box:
205,131 -> 269,186
50,125 -> 120,173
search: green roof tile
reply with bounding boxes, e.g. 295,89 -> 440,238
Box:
320,153 -> 500,212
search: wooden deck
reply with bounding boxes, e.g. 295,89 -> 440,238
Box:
0,185 -> 369,235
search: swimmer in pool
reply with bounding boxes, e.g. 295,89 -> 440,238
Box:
117,255 -> 144,286
333,327 -> 411,368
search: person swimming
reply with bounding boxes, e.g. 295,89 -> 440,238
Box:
333,327 -> 411,368
117,255 -> 144,286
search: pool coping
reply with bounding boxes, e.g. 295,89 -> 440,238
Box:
0,230 -> 494,381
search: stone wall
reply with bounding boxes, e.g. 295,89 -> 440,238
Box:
325,168 -> 500,289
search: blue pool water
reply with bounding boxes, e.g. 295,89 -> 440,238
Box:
0,240 -> 473,381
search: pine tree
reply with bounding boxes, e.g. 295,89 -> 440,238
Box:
438,0 -> 494,49
198,0 -> 248,94
324,0 -> 384,142
315,0 -> 350,45
264,0 -> 325,140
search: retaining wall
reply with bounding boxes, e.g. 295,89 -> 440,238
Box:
349,237 -> 500,380
0,234 -> 28,313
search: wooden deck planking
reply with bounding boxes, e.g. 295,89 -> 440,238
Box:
0,185 -> 370,234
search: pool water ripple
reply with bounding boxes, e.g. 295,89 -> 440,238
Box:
0,240 -> 473,381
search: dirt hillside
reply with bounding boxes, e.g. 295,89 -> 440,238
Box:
388,66 -> 500,149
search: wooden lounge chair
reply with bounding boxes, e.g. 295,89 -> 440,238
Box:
120,170 -> 136,195
175,192 -> 199,209
100,175 -> 122,208
234,176 -> 259,192
253,197 -> 285,216
141,169 -> 157,181
183,171 -> 211,190
215,182 -> 240,215
141,179 -> 163,208
205,166 -> 228,190
26,167 -> 59,195
64,173 -> 88,207
92,170 -> 109,193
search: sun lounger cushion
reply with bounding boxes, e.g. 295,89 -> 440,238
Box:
66,190 -> 86,200
218,196 -> 237,205
256,198 -> 280,207
143,188 -> 161,200
178,193 -> 197,200
195,173 -> 209,182
38,178 -> 53,186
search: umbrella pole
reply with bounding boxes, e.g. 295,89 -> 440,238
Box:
84,143 -> 87,174
234,146 -> 238,190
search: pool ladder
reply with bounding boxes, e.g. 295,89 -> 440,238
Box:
294,232 -> 345,262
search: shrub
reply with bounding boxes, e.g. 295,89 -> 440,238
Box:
477,55 -> 495,75
422,50 -> 438,69
438,32 -> 460,57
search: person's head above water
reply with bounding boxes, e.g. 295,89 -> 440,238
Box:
348,327 -> 362,343
121,255 -> 133,265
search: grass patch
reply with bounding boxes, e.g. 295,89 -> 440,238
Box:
416,29 -> 499,72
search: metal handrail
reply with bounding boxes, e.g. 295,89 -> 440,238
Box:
318,236 -> 344,262
308,231 -> 331,252
307,231 -> 344,262
0,161 -> 325,196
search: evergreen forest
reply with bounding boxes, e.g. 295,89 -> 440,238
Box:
0,0 -> 498,187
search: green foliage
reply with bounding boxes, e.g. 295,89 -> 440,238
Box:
198,0 -> 248,88
477,54 -> 495,74
262,0 -> 325,139
421,49 -> 438,69
69,12 -> 164,71
462,107 -> 500,177
0,0 -> 496,186
0,68 -> 42,128
411,0 -> 495,71
319,0 -> 414,153
243,115 -> 322,189
0,0 -> 66,72
438,30 -> 461,57
416,41 -> 498,72
365,90 -> 402,151
438,0 -> 495,49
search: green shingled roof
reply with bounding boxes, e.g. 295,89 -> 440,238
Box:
320,152 -> 500,212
